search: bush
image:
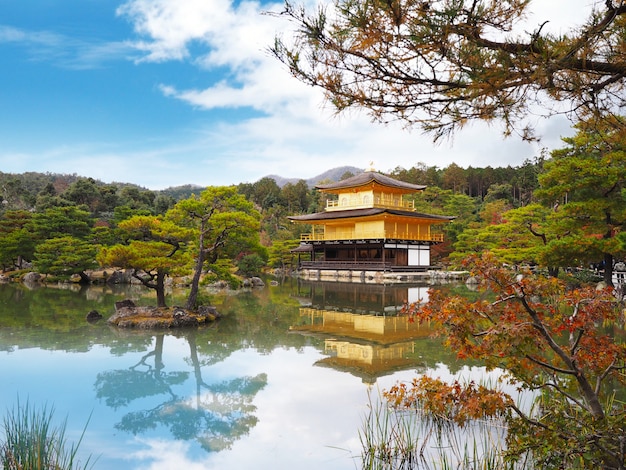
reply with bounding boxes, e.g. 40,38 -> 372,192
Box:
236,254 -> 265,276
205,260 -> 241,289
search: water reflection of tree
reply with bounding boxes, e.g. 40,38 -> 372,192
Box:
0,283 -> 154,353
94,331 -> 267,452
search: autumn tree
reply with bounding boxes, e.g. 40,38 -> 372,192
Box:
97,216 -> 192,307
272,1 -> 626,139
166,186 -> 262,310
391,253 -> 626,468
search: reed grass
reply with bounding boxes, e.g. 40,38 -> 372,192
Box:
359,389 -> 531,470
1,399 -> 94,470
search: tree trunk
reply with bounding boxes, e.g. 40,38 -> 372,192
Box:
603,252 -> 614,286
185,225 -> 206,310
548,266 -> 560,278
185,250 -> 205,310
156,270 -> 167,308
79,271 -> 91,284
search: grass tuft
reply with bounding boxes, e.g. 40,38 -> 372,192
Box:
1,399 -> 94,470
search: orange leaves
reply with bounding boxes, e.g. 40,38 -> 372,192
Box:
384,252 -> 626,466
403,252 -> 626,401
384,376 -> 512,426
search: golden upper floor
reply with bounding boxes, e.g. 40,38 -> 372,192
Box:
325,190 -> 415,211
288,171 -> 453,243
317,171 -> 425,213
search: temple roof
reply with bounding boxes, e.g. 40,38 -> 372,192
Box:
288,207 -> 455,222
316,171 -> 426,192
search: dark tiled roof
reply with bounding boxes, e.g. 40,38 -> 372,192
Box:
288,207 -> 455,222
316,171 -> 426,192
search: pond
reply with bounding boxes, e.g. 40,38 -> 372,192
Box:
0,278 -> 493,469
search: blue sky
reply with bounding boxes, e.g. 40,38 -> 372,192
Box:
0,0 -> 590,189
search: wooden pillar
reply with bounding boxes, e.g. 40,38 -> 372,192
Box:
382,243 -> 386,268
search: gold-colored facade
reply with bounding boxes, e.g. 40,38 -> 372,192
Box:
324,186 -> 414,211
289,171 -> 453,271
301,216 -> 444,243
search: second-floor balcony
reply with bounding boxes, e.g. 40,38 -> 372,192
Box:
300,229 -> 443,243
326,195 -> 415,212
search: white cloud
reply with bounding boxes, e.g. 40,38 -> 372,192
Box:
118,0 -> 306,114
114,0 -> 592,184
0,24 -> 61,47
0,23 -> 137,69
0,25 -> 27,42
526,0 -> 599,34
117,0 -> 241,62
0,0 -> 586,190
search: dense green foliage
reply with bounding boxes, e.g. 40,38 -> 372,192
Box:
1,118 -> 625,292
97,216 -> 193,307
166,186 -> 263,308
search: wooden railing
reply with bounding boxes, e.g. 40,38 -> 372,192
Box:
326,197 -> 414,211
298,260 -> 430,272
300,231 -> 444,243
300,260 -> 392,270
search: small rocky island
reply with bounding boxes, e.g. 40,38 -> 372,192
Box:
107,299 -> 220,329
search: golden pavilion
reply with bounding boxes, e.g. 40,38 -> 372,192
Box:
289,170 -> 454,276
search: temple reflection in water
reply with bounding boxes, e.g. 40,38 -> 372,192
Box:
290,281 -> 436,383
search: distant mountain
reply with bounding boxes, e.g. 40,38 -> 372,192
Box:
0,167 -> 365,205
265,166 -> 364,188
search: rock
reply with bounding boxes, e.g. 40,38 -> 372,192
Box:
86,310 -> 103,322
115,299 -> 136,311
106,270 -> 132,285
250,277 -> 265,287
107,304 -> 218,329
198,305 -> 221,320
211,280 -> 229,289
22,272 -> 41,283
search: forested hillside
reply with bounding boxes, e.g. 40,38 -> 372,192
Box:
1,129 -> 624,288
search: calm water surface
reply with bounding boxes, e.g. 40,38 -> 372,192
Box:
0,279 -> 488,470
